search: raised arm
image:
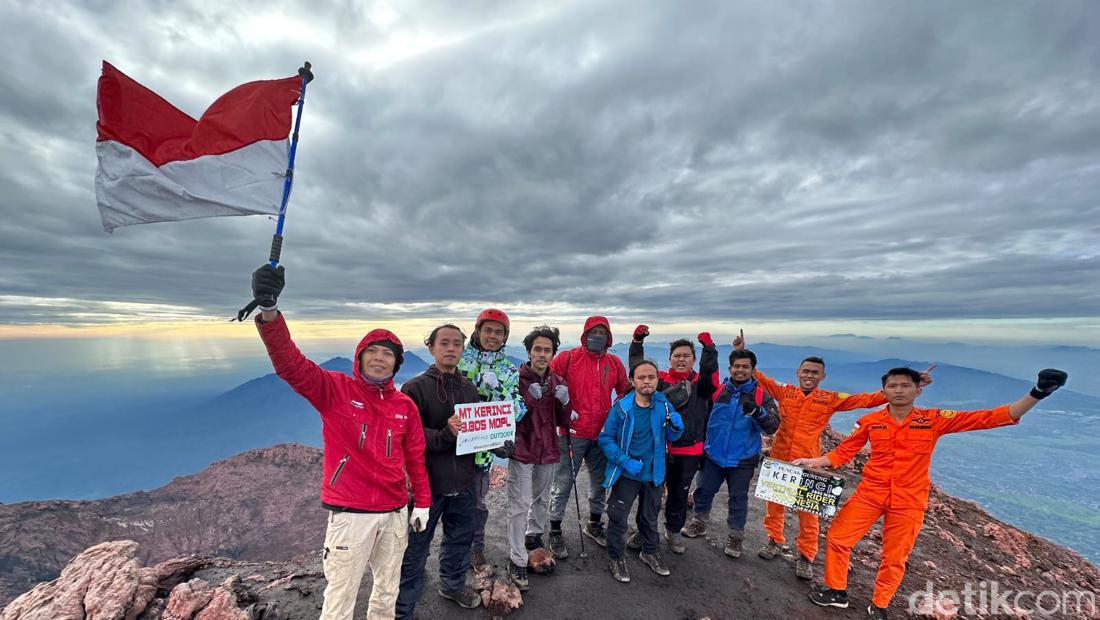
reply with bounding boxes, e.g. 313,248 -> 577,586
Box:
940,369 -> 1067,433
628,324 -> 648,371
696,332 -> 720,400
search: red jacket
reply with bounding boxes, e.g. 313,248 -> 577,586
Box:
515,363 -> 571,464
550,316 -> 630,440
257,313 -> 430,511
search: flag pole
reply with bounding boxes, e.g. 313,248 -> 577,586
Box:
236,61 -> 313,322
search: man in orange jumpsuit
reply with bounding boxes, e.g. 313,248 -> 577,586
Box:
734,331 -> 931,580
793,366 -> 1068,619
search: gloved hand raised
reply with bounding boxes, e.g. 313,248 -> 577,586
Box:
554,384 -> 570,405
528,382 -> 544,400
490,440 -> 515,459
633,324 -> 650,342
1031,369 -> 1068,400
622,458 -> 643,476
739,392 -> 760,417
697,332 -> 714,348
668,411 -> 684,434
409,506 -> 430,533
251,264 -> 285,310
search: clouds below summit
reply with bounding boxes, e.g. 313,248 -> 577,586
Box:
1,1 -> 1098,326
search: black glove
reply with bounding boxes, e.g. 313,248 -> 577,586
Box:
1030,369 -> 1068,400
490,440 -> 515,459
739,392 -> 760,417
251,264 -> 285,310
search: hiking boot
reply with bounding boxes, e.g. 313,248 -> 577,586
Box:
548,530 -> 568,559
508,561 -> 529,591
867,604 -> 888,619
609,557 -> 630,583
626,529 -> 643,551
524,533 -> 544,550
795,556 -> 814,580
639,551 -> 671,576
724,535 -> 743,558
583,520 -> 608,547
470,549 -> 490,573
808,587 -> 849,609
680,515 -> 708,538
664,531 -> 686,555
439,586 -> 482,609
757,539 -> 794,561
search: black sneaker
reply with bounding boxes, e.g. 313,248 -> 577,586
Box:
439,586 -> 482,609
626,529 -> 643,551
867,604 -> 888,619
808,587 -> 849,609
548,530 -> 568,559
583,520 -> 608,547
508,561 -> 529,591
638,551 -> 670,576
724,535 -> 743,558
609,557 -> 630,583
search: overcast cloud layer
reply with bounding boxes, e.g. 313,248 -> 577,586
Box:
1,1 -> 1098,327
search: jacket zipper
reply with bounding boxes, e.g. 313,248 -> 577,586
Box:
386,429 -> 393,458
359,424 -> 367,450
330,454 -> 349,487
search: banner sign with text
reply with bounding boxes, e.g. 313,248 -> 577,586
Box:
455,400 -> 516,455
754,457 -> 846,517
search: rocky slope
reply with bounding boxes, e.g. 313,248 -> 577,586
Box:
2,439 -> 1098,618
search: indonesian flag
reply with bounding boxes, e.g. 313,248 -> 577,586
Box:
95,61 -> 302,232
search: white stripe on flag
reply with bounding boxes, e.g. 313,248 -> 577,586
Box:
95,139 -> 288,232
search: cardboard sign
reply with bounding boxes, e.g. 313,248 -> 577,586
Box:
455,400 -> 516,455
754,457 -> 845,517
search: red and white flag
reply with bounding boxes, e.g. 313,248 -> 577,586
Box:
95,62 -> 302,232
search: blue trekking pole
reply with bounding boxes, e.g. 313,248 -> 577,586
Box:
236,61 -> 314,322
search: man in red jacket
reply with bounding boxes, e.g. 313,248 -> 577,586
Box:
251,265 -> 431,620
547,316 -> 630,558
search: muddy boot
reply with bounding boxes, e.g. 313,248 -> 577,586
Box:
583,519 -> 608,548
469,549 -> 490,573
724,535 -> 743,558
664,531 -> 686,555
508,561 -> 529,591
680,513 -> 708,538
626,529 -> 643,551
609,557 -> 630,583
808,587 -> 849,609
439,586 -> 482,609
866,604 -> 888,619
548,529 -> 568,559
795,556 -> 814,580
638,551 -> 670,576
758,539 -> 793,560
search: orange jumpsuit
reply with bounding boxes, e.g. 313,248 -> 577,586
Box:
823,405 -> 1016,608
754,370 -> 886,561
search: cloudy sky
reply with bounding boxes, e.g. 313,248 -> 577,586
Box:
1,0 -> 1098,349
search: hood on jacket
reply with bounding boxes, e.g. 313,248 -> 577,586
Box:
580,315 -> 613,352
355,328 -> 404,383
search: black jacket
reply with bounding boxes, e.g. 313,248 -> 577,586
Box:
401,365 -> 480,495
628,340 -> 719,449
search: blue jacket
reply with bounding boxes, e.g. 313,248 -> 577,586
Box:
703,378 -> 780,468
598,390 -> 683,488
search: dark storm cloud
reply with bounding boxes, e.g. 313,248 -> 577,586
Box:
1,0 -> 1098,325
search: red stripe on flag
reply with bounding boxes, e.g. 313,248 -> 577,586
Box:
96,61 -> 301,167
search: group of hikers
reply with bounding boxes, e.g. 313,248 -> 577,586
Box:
249,264 -> 1069,620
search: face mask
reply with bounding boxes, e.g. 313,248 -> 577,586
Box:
586,334 -> 608,352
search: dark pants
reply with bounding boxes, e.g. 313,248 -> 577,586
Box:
395,488 -> 475,619
664,453 -> 704,533
471,468 -> 490,553
606,477 -> 662,559
692,457 -> 756,537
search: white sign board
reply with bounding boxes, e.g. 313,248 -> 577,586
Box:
455,400 -> 516,455
754,457 -> 845,517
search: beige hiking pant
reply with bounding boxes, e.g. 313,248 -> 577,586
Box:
320,509 -> 409,620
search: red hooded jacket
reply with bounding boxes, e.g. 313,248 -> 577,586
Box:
549,316 -> 630,440
257,313 -> 430,511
